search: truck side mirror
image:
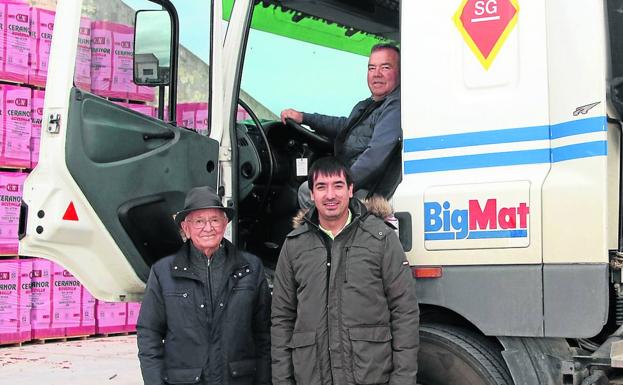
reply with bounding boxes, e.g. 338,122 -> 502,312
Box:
133,10 -> 172,86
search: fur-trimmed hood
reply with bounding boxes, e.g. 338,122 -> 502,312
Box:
292,195 -> 394,228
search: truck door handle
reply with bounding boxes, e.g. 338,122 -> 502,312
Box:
143,131 -> 175,141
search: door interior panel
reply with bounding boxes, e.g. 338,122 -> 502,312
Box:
80,97 -> 172,163
65,88 -> 219,282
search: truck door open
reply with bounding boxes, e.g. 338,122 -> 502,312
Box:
18,0 -> 220,301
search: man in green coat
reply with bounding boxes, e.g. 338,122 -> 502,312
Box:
271,157 -> 419,385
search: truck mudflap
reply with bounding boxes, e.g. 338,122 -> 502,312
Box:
499,337 -> 572,385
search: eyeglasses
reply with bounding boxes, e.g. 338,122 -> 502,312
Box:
186,217 -> 225,230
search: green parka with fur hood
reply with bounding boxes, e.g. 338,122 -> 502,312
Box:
271,197 -> 419,385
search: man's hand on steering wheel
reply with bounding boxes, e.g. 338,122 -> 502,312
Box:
281,108 -> 332,151
280,108 -> 303,125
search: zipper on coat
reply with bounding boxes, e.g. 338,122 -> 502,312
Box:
317,234 -> 334,384
324,238 -> 334,385
325,240 -> 332,300
343,247 -> 350,283
207,258 -> 214,312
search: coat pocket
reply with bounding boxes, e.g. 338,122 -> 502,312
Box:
229,358 -> 257,378
349,326 -> 393,385
289,331 -> 320,385
163,291 -> 196,327
162,367 -> 202,384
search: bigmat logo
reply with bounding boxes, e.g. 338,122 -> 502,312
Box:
424,198 -> 529,240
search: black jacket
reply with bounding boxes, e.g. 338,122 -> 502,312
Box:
137,240 -> 271,385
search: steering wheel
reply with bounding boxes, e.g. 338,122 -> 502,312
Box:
238,99 -> 272,216
285,118 -> 333,152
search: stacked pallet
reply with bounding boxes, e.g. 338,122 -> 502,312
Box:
0,258 -> 142,345
0,0 -> 143,347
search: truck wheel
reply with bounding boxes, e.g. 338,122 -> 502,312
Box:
418,324 -> 513,385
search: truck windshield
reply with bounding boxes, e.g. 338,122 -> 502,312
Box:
238,2 -> 385,118
241,28 -> 370,118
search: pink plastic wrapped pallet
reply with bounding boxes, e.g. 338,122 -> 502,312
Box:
128,104 -> 155,117
0,171 -> 26,255
125,302 -> 140,332
29,135 -> 38,168
30,89 -> 43,168
90,20 -> 114,98
0,2 -> 30,83
134,84 -> 154,102
73,16 -> 91,91
50,263 -> 81,333
30,258 -> 63,339
156,106 -> 169,122
118,24 -> 153,102
110,23 -> 134,99
176,102 -> 196,129
115,101 -> 155,118
95,300 -> 126,334
91,21 -> 154,101
236,105 -> 250,121
0,260 -> 19,344
195,102 -> 209,135
17,259 -> 31,342
28,7 -> 54,87
0,84 -> 31,168
113,24 -> 153,101
30,89 -> 42,137
66,286 -> 95,336
0,259 -> 29,344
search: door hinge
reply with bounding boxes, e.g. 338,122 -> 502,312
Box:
219,145 -> 232,161
47,113 -> 61,134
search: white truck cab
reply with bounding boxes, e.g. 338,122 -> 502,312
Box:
17,0 -> 623,384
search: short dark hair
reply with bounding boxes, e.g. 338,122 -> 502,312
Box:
308,157 -> 354,191
371,43 -> 400,57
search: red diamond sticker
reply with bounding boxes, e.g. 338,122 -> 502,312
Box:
453,0 -> 519,70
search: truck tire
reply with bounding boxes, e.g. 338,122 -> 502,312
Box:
418,324 -> 513,385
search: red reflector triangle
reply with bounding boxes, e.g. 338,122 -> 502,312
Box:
63,202 -> 79,221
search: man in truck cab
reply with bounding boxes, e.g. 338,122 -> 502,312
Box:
281,43 -> 402,208
271,157 -> 419,385
136,186 -> 271,385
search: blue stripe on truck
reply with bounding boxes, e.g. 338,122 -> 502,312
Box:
403,116 -> 607,174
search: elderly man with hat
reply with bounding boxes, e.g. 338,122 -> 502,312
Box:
137,186 -> 271,385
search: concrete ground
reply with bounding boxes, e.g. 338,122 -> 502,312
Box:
1,334 -> 142,385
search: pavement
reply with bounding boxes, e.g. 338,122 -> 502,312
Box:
1,334 -> 142,385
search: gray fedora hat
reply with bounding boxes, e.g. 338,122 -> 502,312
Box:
174,186 -> 235,226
